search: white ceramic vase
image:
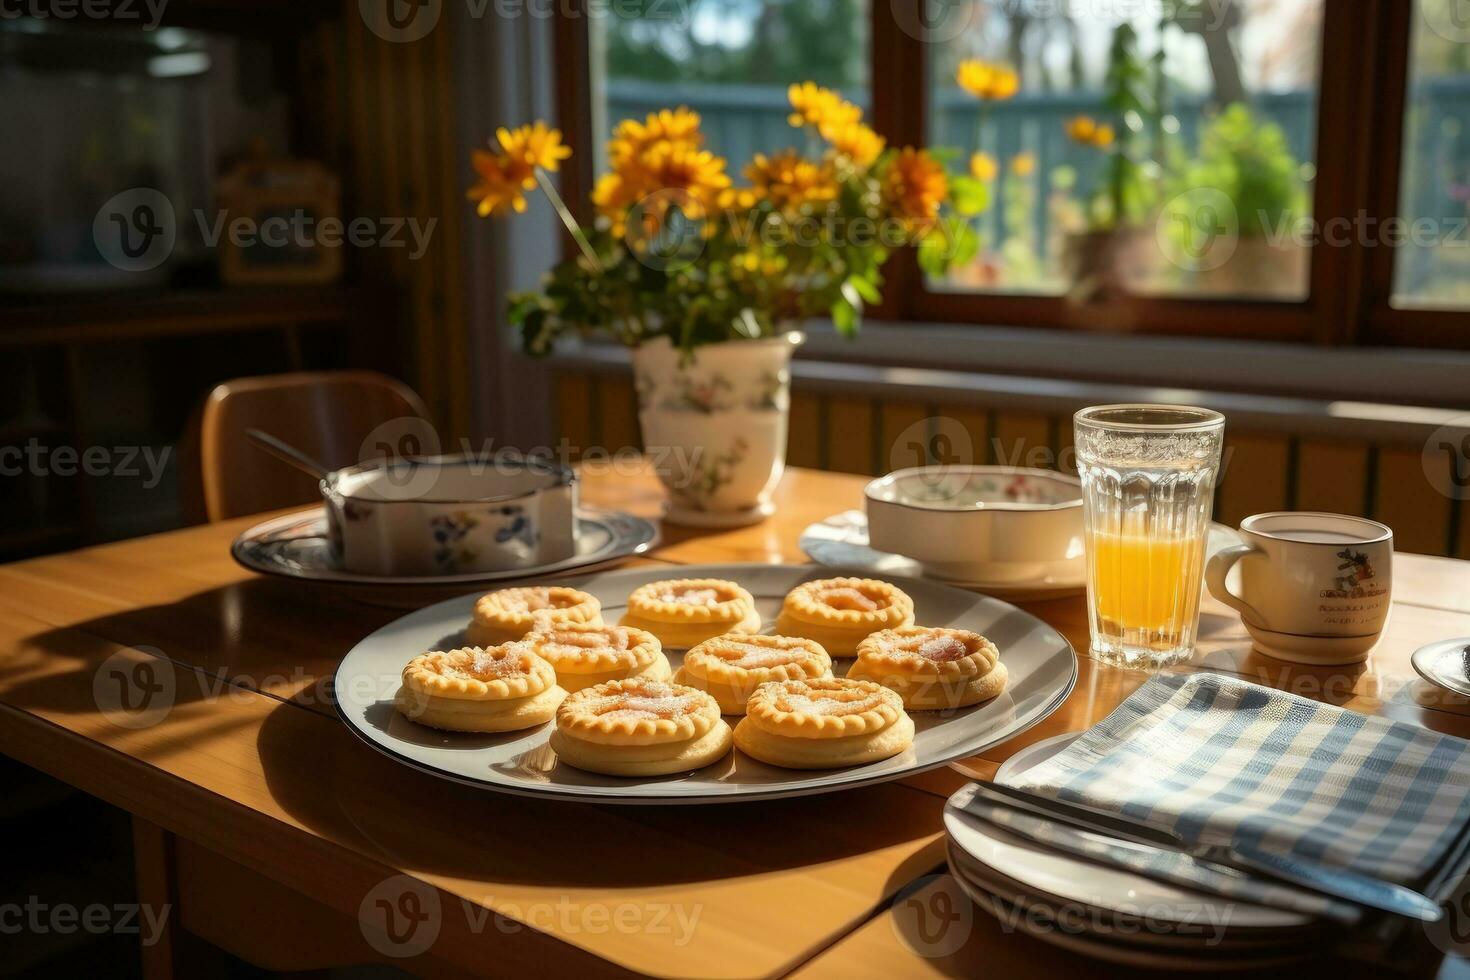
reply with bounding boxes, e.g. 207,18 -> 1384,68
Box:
630,331 -> 804,527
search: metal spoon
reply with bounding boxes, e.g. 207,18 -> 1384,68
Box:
245,429 -> 332,482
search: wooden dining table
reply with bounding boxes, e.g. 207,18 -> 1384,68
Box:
3,461 -> 1470,978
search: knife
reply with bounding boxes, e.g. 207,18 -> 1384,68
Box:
971,779 -> 1444,923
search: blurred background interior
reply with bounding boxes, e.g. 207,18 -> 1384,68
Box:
2,2 -> 1470,973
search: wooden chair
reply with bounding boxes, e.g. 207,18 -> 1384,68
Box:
186,370 -> 430,522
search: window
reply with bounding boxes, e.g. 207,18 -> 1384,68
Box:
556,2 -> 1470,349
1391,0 -> 1470,310
588,1 -> 870,170
924,1 -> 1323,302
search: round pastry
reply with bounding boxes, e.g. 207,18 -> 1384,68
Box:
465,586 -> 602,646
549,678 -> 733,776
773,578 -> 915,657
395,645 -> 567,733
618,579 -> 761,649
523,624 -> 672,693
673,633 -> 832,714
733,677 -> 914,769
847,626 -> 1006,710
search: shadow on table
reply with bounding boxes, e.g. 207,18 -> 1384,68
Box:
252,696 -> 948,890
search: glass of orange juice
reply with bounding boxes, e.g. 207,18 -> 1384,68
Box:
1074,405 -> 1225,667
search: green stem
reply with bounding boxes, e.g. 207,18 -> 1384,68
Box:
535,167 -> 602,273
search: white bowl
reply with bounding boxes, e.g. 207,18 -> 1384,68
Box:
864,466 -> 1084,584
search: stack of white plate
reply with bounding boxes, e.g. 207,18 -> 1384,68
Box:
943,734 -> 1335,970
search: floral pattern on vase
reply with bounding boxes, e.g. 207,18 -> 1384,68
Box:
631,332 -> 803,527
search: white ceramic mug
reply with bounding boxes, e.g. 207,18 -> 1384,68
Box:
1205,512 -> 1393,665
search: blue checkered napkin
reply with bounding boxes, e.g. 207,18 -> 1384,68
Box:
1003,672 -> 1470,887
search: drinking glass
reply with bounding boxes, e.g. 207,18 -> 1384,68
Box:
1074,405 -> 1225,667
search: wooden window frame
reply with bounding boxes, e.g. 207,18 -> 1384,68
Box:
554,0 -> 1470,350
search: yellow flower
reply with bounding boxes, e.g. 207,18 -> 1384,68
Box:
956,60 -> 1019,100
969,152 -> 998,182
1066,115 -> 1114,148
745,150 -> 839,212
822,119 -> 885,166
787,81 -> 861,132
884,147 -> 948,229
496,122 -> 570,182
608,107 -> 703,169
467,148 -> 530,216
1010,152 -> 1036,177
718,186 -> 760,211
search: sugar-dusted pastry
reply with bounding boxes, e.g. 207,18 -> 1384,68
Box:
523,624 -> 672,693
549,678 -> 733,776
773,577 -> 915,657
619,578 -> 761,649
465,586 -> 602,646
673,633 -> 832,714
395,645 -> 567,733
847,626 -> 1006,710
733,677 -> 914,769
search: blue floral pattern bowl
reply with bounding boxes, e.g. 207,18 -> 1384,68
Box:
322,454 -> 577,576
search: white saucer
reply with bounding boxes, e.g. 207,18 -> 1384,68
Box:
1411,637 -> 1470,697
232,506 -> 658,587
800,510 -> 1086,600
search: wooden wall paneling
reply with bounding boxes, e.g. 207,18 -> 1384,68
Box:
402,36 -> 443,428
1216,433 -> 1290,527
825,396 -> 877,475
946,407 -> 991,468
1295,439 -> 1371,516
788,391 -> 823,470
878,401 -> 933,473
596,376 -> 641,455
992,412 -> 1053,471
1377,446 -> 1453,556
1458,498 -> 1470,560
554,373 -> 594,458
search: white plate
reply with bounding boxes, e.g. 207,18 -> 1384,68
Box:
334,563 -> 1077,804
943,732 -> 1309,930
1411,638 -> 1470,698
232,507 -> 658,587
801,512 -> 1240,601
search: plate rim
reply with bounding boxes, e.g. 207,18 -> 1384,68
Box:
332,562 -> 1078,805
1410,638 -> 1470,698
231,506 -> 659,587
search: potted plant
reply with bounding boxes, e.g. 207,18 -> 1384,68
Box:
1161,102 -> 1310,299
1059,24 -> 1165,303
468,85 -> 989,526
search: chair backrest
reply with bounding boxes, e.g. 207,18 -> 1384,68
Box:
196,370 -> 430,522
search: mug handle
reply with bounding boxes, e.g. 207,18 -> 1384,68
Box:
1205,544 -> 1266,624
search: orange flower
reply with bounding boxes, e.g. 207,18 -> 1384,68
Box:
608,107 -> 703,169
822,119 -> 885,166
787,82 -> 861,132
467,148 -> 530,216
884,148 -> 948,229
1066,115 -> 1113,148
1010,152 -> 1037,177
956,60 -> 1019,100
496,122 -> 570,179
746,151 -> 839,212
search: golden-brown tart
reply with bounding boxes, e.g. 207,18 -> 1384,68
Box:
549,678 -> 733,776
522,624 -> 671,693
395,645 -> 567,733
465,586 -> 602,646
773,577 -> 915,656
732,677 -> 914,769
847,626 -> 1006,710
618,578 -> 761,649
673,633 -> 832,714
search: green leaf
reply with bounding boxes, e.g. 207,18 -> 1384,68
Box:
948,176 -> 992,217
847,273 -> 881,305
831,292 -> 858,336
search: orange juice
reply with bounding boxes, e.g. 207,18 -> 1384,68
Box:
1088,529 -> 1207,638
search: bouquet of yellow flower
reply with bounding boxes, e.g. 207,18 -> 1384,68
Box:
469,83 -> 993,355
